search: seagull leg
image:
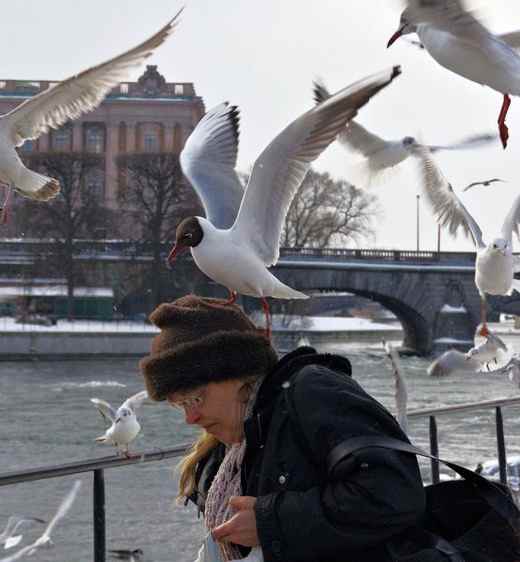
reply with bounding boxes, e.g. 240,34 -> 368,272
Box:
0,184 -> 13,225
223,290 -> 238,305
498,94 -> 511,149
479,297 -> 489,336
261,297 -> 271,339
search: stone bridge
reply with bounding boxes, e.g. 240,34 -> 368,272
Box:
1,241 -> 516,355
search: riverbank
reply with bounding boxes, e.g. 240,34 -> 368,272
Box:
0,315 -> 403,359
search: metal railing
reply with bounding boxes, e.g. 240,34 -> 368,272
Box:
1,397 -> 520,561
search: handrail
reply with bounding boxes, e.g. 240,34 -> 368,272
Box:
408,396 -> 520,419
0,445 -> 189,487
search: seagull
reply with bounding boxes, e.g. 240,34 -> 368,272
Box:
166,66 -> 402,335
465,324 -> 509,370
387,0 -> 520,148
463,178 -> 505,192
0,517 -> 45,550
414,146 -> 520,332
428,349 -> 481,377
0,481 -> 81,562
109,548 -> 144,561
313,79 -> 497,184
0,8 -> 183,224
383,341 -> 409,434
91,390 -> 148,457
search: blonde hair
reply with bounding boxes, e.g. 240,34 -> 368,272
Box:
177,430 -> 220,502
176,375 -> 261,502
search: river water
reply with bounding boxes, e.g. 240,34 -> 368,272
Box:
1,337 -> 520,562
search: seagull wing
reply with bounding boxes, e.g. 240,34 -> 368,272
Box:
90,398 -> 117,424
180,103 -> 244,229
38,481 -> 82,542
463,178 -> 504,192
428,132 -> 497,153
3,10 -> 182,146
498,30 -> 520,50
232,66 -> 401,266
384,342 -> 408,434
414,146 -> 485,249
312,79 -> 389,157
486,332 -> 509,353
500,193 -> 520,244
121,390 -> 148,413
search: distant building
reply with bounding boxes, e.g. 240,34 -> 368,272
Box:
0,65 -> 205,235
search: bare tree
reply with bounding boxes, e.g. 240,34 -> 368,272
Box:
281,168 -> 379,248
17,151 -> 110,319
116,152 -> 201,308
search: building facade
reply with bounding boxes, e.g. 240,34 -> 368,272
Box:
0,65 -> 205,226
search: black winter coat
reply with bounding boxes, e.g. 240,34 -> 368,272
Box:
190,347 -> 426,562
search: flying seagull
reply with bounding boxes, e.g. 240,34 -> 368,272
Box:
313,79 -> 496,184
166,66 -> 402,336
414,146 -> 520,332
91,390 -> 148,457
387,0 -> 520,148
0,8 -> 183,224
0,517 -> 45,550
463,178 -> 505,192
0,481 -> 81,562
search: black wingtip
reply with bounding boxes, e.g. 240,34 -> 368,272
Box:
391,65 -> 402,80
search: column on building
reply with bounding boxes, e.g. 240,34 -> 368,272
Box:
118,121 -> 128,193
72,123 -> 83,152
173,123 -> 183,154
105,123 -> 119,208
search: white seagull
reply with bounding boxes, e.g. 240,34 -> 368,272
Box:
387,0 -> 520,148
91,390 -> 148,457
0,517 -> 45,550
313,79 -> 496,185
167,66 -> 402,335
414,146 -> 520,331
383,341 -> 409,434
465,325 -> 509,369
0,481 -> 81,562
0,8 -> 183,223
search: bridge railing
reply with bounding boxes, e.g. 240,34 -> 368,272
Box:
0,239 -> 480,263
1,396 -> 519,561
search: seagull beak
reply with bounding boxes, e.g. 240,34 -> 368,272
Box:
166,244 -> 188,268
387,26 -> 405,48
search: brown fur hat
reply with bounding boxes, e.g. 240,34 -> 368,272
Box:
140,294 -> 278,401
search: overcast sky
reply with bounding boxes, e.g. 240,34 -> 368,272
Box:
2,0 -> 520,251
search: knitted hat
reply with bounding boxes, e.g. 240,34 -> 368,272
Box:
140,294 -> 279,401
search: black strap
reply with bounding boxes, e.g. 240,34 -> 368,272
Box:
327,435 -> 519,525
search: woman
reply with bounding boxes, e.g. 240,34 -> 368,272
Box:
140,295 -> 426,562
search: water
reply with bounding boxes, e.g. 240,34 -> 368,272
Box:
1,338 -> 520,562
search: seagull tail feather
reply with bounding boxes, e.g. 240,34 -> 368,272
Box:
16,167 -> 60,201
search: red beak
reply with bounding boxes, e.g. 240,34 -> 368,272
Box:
387,26 -> 405,48
478,323 -> 490,338
166,244 -> 188,268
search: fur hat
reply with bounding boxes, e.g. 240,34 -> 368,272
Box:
140,294 -> 279,401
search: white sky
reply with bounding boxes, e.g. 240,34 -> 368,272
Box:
2,0 -> 520,252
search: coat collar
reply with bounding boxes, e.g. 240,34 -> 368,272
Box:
244,346 -> 352,449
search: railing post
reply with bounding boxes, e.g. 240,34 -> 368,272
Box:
429,416 -> 440,484
93,469 -> 106,562
496,407 -> 508,486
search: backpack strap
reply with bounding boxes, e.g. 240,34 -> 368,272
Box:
327,435 -> 519,526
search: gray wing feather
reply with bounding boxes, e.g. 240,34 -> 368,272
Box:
500,193 -> 520,244
414,146 -> 485,248
499,30 -> 520,50
5,10 -> 182,146
428,133 -> 497,153
180,102 -> 244,229
90,398 -> 117,424
232,66 -> 401,266
121,390 -> 148,413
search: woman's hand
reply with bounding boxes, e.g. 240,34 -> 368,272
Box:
212,496 -> 259,547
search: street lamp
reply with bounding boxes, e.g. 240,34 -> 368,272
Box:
416,194 -> 420,252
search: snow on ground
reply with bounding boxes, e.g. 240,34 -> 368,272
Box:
0,315 -> 402,333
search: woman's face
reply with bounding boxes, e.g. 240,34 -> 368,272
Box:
168,379 -> 250,445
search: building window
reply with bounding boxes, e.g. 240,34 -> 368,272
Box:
85,170 -> 105,200
51,126 -> 72,152
174,84 -> 184,96
85,125 -> 105,153
20,140 -> 34,153
120,83 -> 129,95
0,81 -> 6,89
143,133 -> 158,152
